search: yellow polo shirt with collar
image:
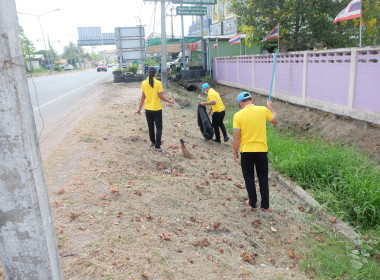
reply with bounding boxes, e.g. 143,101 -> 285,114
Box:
233,104 -> 274,152
207,88 -> 225,113
141,77 -> 164,111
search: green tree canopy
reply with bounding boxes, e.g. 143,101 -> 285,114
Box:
231,0 -> 378,51
20,26 -> 36,64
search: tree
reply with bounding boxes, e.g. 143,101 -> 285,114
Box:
20,26 -> 36,65
63,41 -> 80,65
231,0 -> 374,51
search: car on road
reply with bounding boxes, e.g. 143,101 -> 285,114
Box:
64,64 -> 74,71
97,64 -> 107,72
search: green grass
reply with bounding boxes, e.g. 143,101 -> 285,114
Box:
266,126 -> 380,230
223,107 -> 380,280
301,229 -> 380,280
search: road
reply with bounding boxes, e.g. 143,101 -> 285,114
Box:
28,69 -> 112,160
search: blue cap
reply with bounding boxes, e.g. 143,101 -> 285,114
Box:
202,83 -> 210,93
237,92 -> 252,104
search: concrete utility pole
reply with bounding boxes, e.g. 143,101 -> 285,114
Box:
161,0 -> 168,88
169,5 -> 174,38
0,1 -> 63,279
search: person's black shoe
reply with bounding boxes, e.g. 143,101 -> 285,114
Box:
224,136 -> 229,142
211,139 -> 221,144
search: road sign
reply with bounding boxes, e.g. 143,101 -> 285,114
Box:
144,0 -> 217,5
176,6 -> 207,16
172,0 -> 217,4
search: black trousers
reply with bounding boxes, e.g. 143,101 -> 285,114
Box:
241,152 -> 269,209
212,110 -> 228,141
145,109 -> 162,149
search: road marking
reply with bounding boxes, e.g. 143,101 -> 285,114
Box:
33,75 -> 108,111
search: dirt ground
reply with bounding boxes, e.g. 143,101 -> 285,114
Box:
1,79 -> 378,280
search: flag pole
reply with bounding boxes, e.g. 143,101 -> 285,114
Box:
359,6 -> 362,47
269,49 -> 279,102
277,22 -> 280,51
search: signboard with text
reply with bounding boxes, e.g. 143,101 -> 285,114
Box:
176,6 -> 207,15
144,0 -> 217,5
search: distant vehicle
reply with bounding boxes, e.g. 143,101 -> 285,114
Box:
97,64 -> 107,72
64,64 -> 74,71
108,65 -> 113,68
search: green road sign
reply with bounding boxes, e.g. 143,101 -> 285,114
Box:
172,0 -> 217,4
176,6 -> 207,15
144,0 -> 217,5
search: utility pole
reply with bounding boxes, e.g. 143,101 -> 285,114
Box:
77,40 -> 82,68
0,1 -> 63,279
169,5 -> 174,38
181,4 -> 187,71
47,33 -> 54,68
161,0 -> 168,88
136,16 -> 145,73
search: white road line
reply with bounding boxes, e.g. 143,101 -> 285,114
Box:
33,75 -> 108,111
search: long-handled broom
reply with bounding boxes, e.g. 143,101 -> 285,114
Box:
170,100 -> 195,159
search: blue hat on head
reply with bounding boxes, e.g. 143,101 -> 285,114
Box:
237,92 -> 252,104
202,83 -> 210,93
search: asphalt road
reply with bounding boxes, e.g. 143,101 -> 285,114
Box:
28,69 -> 113,159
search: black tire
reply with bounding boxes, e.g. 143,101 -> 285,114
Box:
112,70 -> 122,74
113,77 -> 124,83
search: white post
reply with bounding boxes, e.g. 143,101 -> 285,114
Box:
302,52 -> 308,104
348,48 -> 357,109
0,1 -> 63,279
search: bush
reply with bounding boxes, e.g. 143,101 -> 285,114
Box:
203,75 -> 213,84
53,66 -> 63,72
127,64 -> 138,74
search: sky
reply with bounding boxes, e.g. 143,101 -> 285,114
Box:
15,0 -> 194,54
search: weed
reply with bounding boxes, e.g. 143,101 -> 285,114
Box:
58,236 -> 66,248
80,137 -> 95,143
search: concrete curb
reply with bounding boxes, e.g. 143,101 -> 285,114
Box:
276,175 -> 360,240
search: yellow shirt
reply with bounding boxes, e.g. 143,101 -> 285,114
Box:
141,77 -> 164,111
207,88 -> 225,113
233,105 -> 274,152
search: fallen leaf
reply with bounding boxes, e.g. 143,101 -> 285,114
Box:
331,216 -> 337,223
110,186 -> 119,193
134,190 -> 142,196
141,272 -> 149,279
271,183 -> 277,187
297,225 -> 302,230
287,249 -> 295,259
297,206 -> 305,212
363,235 -> 369,240
161,233 -> 171,240
271,226 -> 277,232
234,183 -> 245,189
69,213 -> 77,222
57,188 -> 65,195
117,212 -> 123,218
317,237 -> 325,243
219,248 -> 224,254
226,197 -> 232,201
269,257 -> 276,264
103,138 -> 108,140
285,239 -> 292,244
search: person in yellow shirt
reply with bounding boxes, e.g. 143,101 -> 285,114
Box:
200,83 -> 229,143
137,67 -> 174,152
233,92 -> 278,212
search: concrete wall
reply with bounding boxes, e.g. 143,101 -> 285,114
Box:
213,46 -> 380,125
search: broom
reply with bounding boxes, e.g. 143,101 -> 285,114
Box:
170,99 -> 195,159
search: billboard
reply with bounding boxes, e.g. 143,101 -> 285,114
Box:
77,27 -> 116,46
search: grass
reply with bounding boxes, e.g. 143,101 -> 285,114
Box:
266,126 -> 380,230
300,229 -> 380,280
222,106 -> 380,280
